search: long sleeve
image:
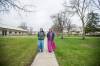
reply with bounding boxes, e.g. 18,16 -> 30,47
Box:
47,32 -> 49,38
38,32 -> 39,37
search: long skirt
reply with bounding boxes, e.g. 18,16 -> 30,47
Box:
47,40 -> 56,52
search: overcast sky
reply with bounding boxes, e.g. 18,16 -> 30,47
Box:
0,0 -> 81,31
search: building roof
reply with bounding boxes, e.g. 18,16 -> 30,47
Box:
0,23 -> 27,32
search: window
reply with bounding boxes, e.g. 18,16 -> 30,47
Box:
15,32 -> 17,34
9,31 -> 12,34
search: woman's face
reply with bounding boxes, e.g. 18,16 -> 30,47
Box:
40,28 -> 43,31
49,29 -> 52,32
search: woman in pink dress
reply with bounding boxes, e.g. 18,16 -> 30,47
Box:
47,29 -> 56,53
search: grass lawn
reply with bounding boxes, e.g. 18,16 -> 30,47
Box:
55,37 -> 100,66
0,36 -> 37,66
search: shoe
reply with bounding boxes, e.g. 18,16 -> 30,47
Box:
41,49 -> 43,52
49,51 -> 52,53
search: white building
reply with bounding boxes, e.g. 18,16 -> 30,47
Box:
63,26 -> 82,35
70,26 -> 82,35
0,23 -> 28,36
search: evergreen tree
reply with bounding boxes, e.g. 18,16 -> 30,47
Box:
85,12 -> 100,33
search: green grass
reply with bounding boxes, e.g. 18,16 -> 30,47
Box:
55,37 -> 100,66
0,36 -> 37,66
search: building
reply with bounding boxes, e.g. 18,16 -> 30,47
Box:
70,26 -> 82,35
0,23 -> 28,36
63,26 -> 82,35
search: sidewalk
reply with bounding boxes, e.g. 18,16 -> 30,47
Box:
31,38 -> 59,66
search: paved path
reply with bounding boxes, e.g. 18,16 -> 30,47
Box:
31,38 -> 59,66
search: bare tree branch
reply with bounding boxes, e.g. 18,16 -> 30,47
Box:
91,0 -> 100,10
65,0 -> 91,39
0,0 -> 35,13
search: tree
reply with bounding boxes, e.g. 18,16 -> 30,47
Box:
51,12 -> 66,39
0,0 -> 34,13
91,0 -> 100,10
18,22 -> 27,30
85,12 -> 100,33
57,12 -> 65,39
51,11 -> 73,38
63,2 -> 75,36
64,0 -> 91,39
65,19 -> 73,36
51,21 -> 61,33
28,27 -> 33,35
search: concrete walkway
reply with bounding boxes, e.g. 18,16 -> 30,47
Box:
31,38 -> 59,66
